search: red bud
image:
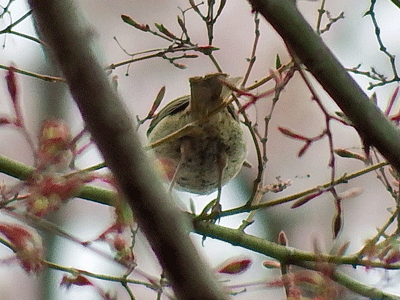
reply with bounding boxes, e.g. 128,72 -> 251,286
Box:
217,257 -> 252,275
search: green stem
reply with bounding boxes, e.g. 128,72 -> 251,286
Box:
194,221 -> 400,300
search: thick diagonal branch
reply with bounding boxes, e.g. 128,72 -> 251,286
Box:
27,0 -> 228,299
248,0 -> 400,172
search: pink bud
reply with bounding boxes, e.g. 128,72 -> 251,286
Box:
61,275 -> 93,288
217,257 -> 252,275
5,66 -> 18,104
278,231 -> 288,246
278,127 -> 309,141
0,223 -> 44,273
263,260 -> 281,269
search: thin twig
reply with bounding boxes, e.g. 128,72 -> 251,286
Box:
196,161 -> 389,220
242,12 -> 260,87
0,64 -> 65,82
316,0 -> 326,34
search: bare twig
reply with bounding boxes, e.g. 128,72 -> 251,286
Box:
196,161 -> 389,220
242,12 -> 260,87
366,0 -> 399,85
316,0 -> 326,34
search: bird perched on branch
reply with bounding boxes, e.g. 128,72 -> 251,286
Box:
147,73 -> 247,198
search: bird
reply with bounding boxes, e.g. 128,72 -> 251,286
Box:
147,73 -> 247,198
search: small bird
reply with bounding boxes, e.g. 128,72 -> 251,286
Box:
147,73 -> 247,196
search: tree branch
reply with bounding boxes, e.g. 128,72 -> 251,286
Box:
194,221 -> 400,300
247,0 -> 400,173
26,0 -> 228,299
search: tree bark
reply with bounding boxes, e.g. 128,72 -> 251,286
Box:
248,0 -> 400,172
27,0 -> 228,299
